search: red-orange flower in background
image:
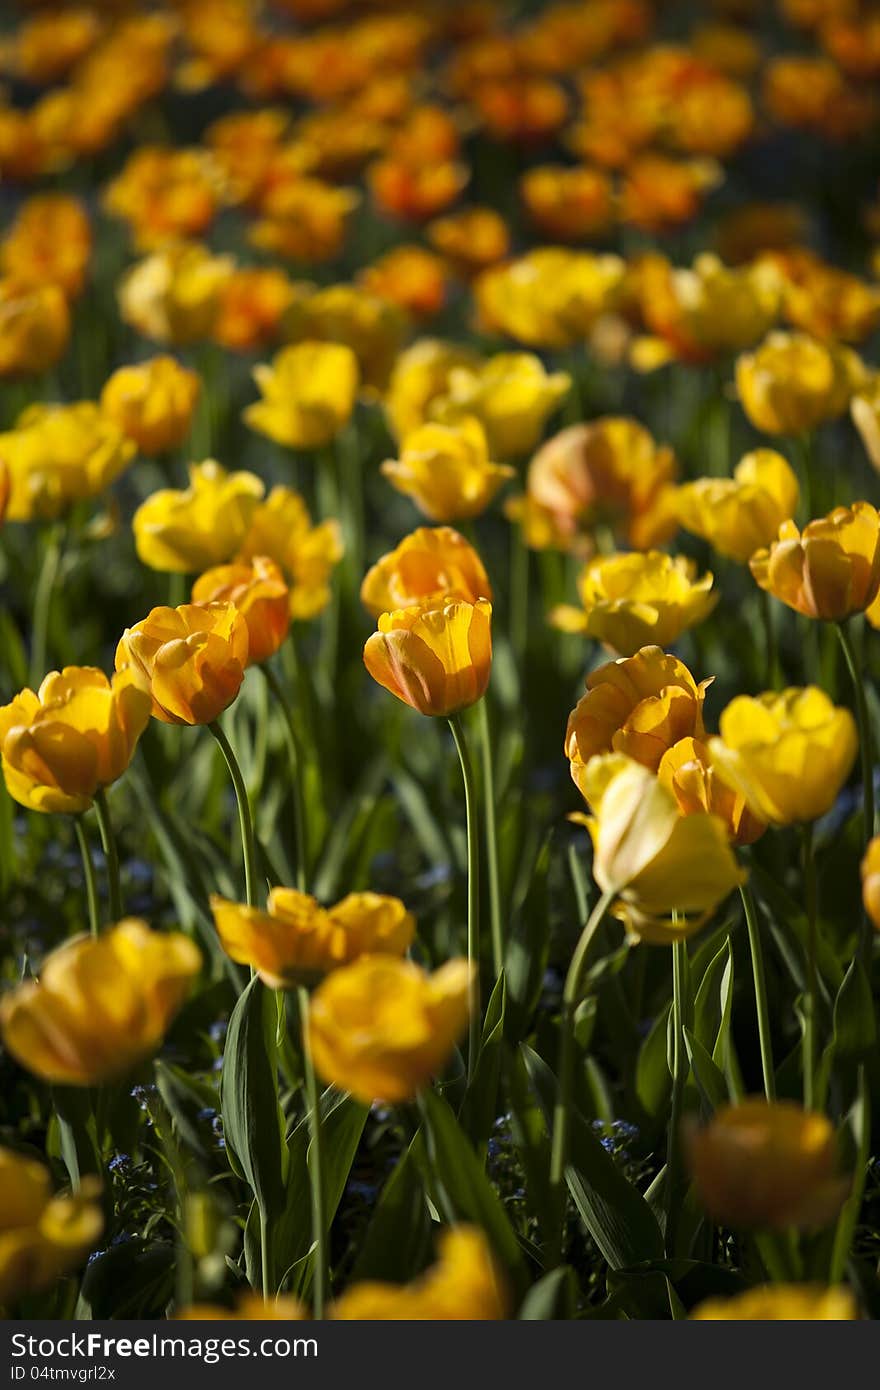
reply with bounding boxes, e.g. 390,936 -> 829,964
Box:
192,556 -> 290,666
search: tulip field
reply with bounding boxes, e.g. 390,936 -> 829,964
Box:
5,0 -> 880,1327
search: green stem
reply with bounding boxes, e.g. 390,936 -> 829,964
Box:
263,664 -> 309,893
30,524 -> 64,686
547,884 -> 616,1268
665,938 -> 689,1256
802,823 -> 818,1110
448,714 -> 481,1084
739,881 -> 776,1100
476,700 -> 504,979
208,722 -> 259,908
94,788 -> 122,924
297,986 -> 326,1318
73,816 -> 101,938
759,588 -> 781,689
835,621 -> 875,846
509,524 -> 529,667
830,1064 -> 871,1283
259,1205 -> 271,1300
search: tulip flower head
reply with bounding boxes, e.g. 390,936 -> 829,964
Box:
364,597 -> 492,718
100,355 -> 201,456
1,401 -> 136,523
0,920 -> 201,1085
211,888 -> 415,988
115,602 -> 249,726
331,1227 -> 508,1320
383,338 -> 485,442
735,331 -> 867,435
243,341 -> 360,450
117,242 -> 234,346
0,279 -> 70,378
677,450 -> 800,564
361,526 -> 492,618
691,1285 -> 857,1321
658,736 -> 765,846
192,556 -> 290,666
577,752 -> 744,943
708,687 -> 858,825
861,836 -> 880,931
381,418 -> 515,523
750,501 -> 880,621
0,1148 -> 102,1305
0,667 -> 150,815
687,1099 -> 846,1230
133,460 -> 264,574
237,485 -> 343,621
552,551 -> 717,655
431,352 -> 571,460
307,955 -> 473,1103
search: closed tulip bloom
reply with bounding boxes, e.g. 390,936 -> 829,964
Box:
133,461 -> 265,574
750,501 -> 880,621
552,551 -> 717,656
527,418 -> 679,551
0,280 -> 70,378
735,331 -> 867,436
431,353 -> 571,460
211,888 -> 415,988
1,402 -> 136,523
307,955 -> 473,1103
382,419 -> 515,522
708,687 -> 858,825
0,1149 -> 102,1306
192,556 -> 290,666
632,253 -> 781,370
243,341 -> 359,450
117,242 -> 233,346
687,1099 -> 846,1230
0,194 -> 92,300
474,248 -> 624,350
0,667 -> 150,815
677,450 -> 800,564
579,753 -> 744,944
115,602 -> 249,726
565,647 -> 711,787
658,737 -> 765,846
100,356 -> 200,456
0,920 -> 201,1085
332,1227 -> 508,1320
383,338 -> 485,442
237,486 -> 343,622
361,526 -> 492,618
298,283 -> 407,395
691,1285 -> 858,1321
364,598 -> 492,717
861,836 -> 880,930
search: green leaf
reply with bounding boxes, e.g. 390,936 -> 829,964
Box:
350,1144 -> 431,1283
636,1002 -> 671,1119
692,938 -> 730,1053
521,1044 -> 664,1270
518,1266 -> 577,1320
220,977 -> 287,1215
460,972 -> 506,1146
417,1087 -> 528,1289
155,1060 -> 218,1164
683,1028 -> 728,1113
832,958 -> 876,1064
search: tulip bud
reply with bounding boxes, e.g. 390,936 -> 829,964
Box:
115,601 -> 249,725
364,597 -> 492,717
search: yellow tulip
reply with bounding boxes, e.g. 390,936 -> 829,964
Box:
0,1148 -> 102,1306
243,341 -> 359,450
382,418 -> 515,522
431,352 -> 570,460
176,1295 -> 307,1320
361,526 -> 492,618
708,687 -> 858,825
474,248 -> 624,349
100,355 -> 201,456
565,647 -> 711,788
0,279 -> 70,379
364,597 -> 492,718
115,602 -> 249,726
191,556 -> 290,666
861,835 -> 880,931
851,377 -> 880,473
527,418 -> 679,551
658,737 -> 765,846
691,1286 -> 857,1320
331,1227 -> 508,1320
0,667 -> 150,815
750,501 -> 880,620
735,331 -> 867,435
384,338 -> 484,442
687,1099 -> 846,1230
117,241 -> 234,346
551,551 -> 717,655
307,955 -> 473,1104
133,460 -> 265,574
0,919 -> 201,1085
676,449 -> 800,563
633,252 -> 782,368
210,888 -> 415,988
1,402 -> 136,523
237,485 -> 343,621
298,281 -> 407,395
578,752 -> 744,943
